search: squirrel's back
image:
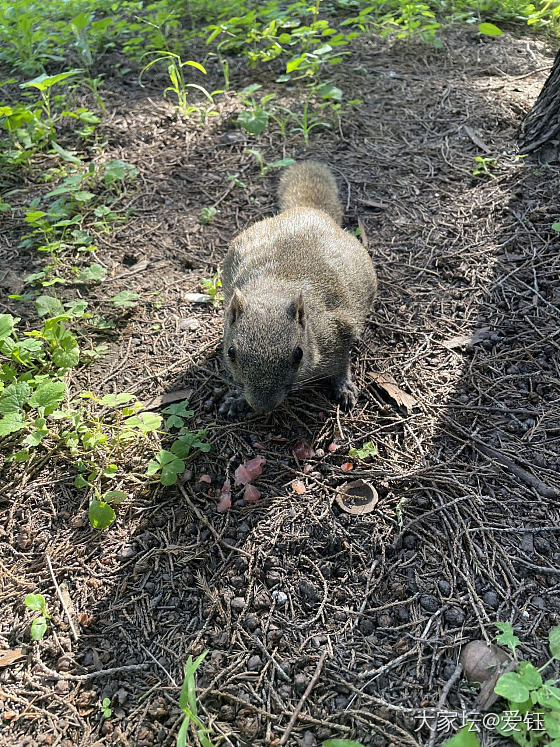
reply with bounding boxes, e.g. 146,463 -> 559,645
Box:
278,160 -> 343,225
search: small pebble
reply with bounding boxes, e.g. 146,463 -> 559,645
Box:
247,655 -> 262,671
271,590 -> 287,606
444,606 -> 465,626
231,597 -> 246,612
420,593 -> 439,613
482,591 -> 499,610
438,579 -> 451,596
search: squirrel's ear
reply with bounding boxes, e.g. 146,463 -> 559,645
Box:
228,288 -> 245,323
288,291 -> 305,328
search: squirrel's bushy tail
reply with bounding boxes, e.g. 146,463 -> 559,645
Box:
278,160 -> 343,225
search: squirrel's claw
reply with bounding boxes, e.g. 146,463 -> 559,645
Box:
329,376 -> 359,411
218,391 -> 252,421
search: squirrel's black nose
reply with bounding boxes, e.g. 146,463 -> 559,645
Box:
246,389 -> 287,412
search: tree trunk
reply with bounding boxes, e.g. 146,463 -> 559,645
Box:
518,49 -> 560,162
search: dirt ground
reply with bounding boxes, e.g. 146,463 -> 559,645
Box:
1,24 -> 560,747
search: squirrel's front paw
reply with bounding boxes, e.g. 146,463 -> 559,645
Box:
330,377 -> 359,411
218,391 -> 252,420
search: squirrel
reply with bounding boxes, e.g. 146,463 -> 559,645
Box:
219,160 -> 377,418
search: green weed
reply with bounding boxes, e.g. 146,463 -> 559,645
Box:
176,651 -> 214,747
24,593 -> 51,641
200,273 -> 224,306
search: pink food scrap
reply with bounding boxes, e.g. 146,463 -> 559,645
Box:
198,474 -> 212,484
292,438 -> 315,460
217,479 -> 232,512
234,456 -> 266,486
291,480 -> 306,495
244,485 -> 261,503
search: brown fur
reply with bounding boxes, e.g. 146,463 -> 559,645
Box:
220,161 -> 377,417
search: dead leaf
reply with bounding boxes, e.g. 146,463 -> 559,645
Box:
217,479 -> 232,512
143,388 -> 194,410
0,648 -> 24,668
369,372 -> 417,412
441,327 -> 491,350
462,125 -> 491,154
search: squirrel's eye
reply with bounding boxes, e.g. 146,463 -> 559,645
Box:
293,346 -> 303,365
227,346 -> 236,361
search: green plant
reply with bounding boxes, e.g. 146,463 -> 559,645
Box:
245,149 -> 295,176
200,273 -> 223,307
147,401 -> 211,486
323,741 -> 366,747
473,155 -> 498,178
236,83 -> 275,136
444,623 -> 560,746
111,291 -> 140,308
348,440 -> 377,459
199,206 -> 217,224
24,593 -> 51,641
176,651 -> 214,747
140,52 -> 222,123
100,697 -> 112,718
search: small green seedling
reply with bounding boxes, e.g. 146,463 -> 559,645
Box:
472,156 -> 498,179
25,593 -> 51,640
323,741 -> 366,747
111,290 -> 140,308
176,651 -> 214,747
199,206 -> 217,225
348,441 -> 377,460
200,273 -> 223,307
101,697 -> 112,718
89,490 -> 127,530
552,222 -> 560,233
147,401 -> 211,486
245,149 -> 295,176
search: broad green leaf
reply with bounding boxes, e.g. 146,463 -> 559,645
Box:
139,413 -> 162,431
89,498 -> 116,530
517,661 -> 542,690
111,291 -> 139,307
77,264 -> 106,282
0,412 -> 26,436
100,392 -> 135,407
237,109 -> 268,135
161,457 -> 185,485
24,429 -> 47,447
36,296 -> 65,320
478,22 -> 503,35
323,741 -> 367,747
550,625 -> 560,659
0,381 -> 31,414
287,55 -> 306,73
494,672 -> 530,703
552,222 -> 560,233
545,712 -> 560,738
74,474 -> 89,488
104,490 -> 127,505
30,616 -> 48,640
25,593 -> 46,612
21,69 -> 83,91
51,141 -> 82,165
441,725 -> 481,746
64,300 -> 88,317
28,381 -> 66,409
316,83 -> 343,101
52,342 -> 79,369
0,314 -> 16,341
